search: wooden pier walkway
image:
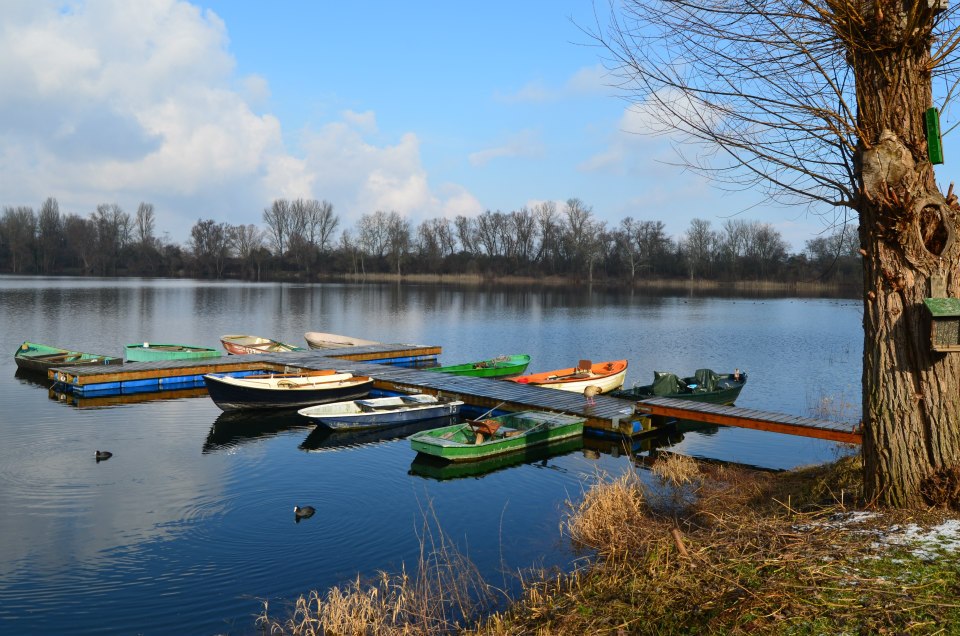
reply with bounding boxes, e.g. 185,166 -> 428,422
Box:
48,344 -> 647,436
634,397 -> 862,444
48,343 -> 861,443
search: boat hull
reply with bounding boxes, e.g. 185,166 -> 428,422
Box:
409,435 -> 584,480
304,331 -> 381,349
409,411 -> 584,462
611,371 -> 747,406
220,335 -> 304,354
125,343 -> 221,362
426,354 -> 531,378
14,341 -> 122,374
511,360 -> 628,394
299,394 -> 464,430
203,373 -> 373,410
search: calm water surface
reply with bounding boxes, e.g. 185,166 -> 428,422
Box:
0,277 -> 862,635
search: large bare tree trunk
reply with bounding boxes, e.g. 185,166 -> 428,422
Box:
855,3 -> 960,507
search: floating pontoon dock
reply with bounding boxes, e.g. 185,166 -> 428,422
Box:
45,343 -> 861,441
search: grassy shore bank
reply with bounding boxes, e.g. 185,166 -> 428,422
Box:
329,272 -> 860,297
258,453 -> 960,635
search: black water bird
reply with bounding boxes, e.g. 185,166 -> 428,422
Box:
95,450 -> 113,462
294,505 -> 315,522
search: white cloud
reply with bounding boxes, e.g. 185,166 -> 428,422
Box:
301,122 -> 476,227
468,129 -> 544,167
564,64 -> 610,95
495,64 -> 610,103
0,0 -> 480,242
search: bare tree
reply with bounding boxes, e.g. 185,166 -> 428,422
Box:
681,218 -> 716,280
533,201 -> 561,270
453,215 -> 477,255
92,203 -> 130,275
615,217 -> 641,278
719,219 -> 750,278
37,197 -> 62,274
314,200 -> 340,253
262,199 -> 291,256
63,213 -> 96,273
230,223 -> 264,280
135,202 -> 156,247
385,211 -> 411,275
510,208 -> 538,262
1,206 -> 36,273
745,222 -> 788,278
357,210 -> 391,258
596,1 -> 960,507
189,219 -> 230,278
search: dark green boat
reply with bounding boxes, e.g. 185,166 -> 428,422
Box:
425,354 -> 531,378
611,368 -> 747,405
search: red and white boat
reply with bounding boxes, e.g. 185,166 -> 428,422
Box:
220,334 -> 304,355
510,359 -> 628,394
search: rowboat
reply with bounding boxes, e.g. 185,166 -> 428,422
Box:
300,416 -> 457,453
408,410 -> 585,462
298,393 -> 464,430
125,342 -> 222,362
510,359 -> 628,394
426,354 -> 531,379
409,435 -> 584,480
611,369 -> 747,405
202,370 -> 373,410
304,331 -> 381,350
14,341 -> 122,374
220,334 -> 305,354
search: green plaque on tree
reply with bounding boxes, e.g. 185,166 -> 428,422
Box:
925,107 -> 944,165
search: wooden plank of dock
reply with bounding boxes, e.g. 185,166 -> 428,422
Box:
634,397 -> 862,444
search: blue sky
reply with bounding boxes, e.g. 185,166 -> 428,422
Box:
4,0 -> 950,251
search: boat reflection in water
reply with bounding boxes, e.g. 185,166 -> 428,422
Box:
580,418 -> 721,461
204,409 -> 312,453
408,435 -> 584,481
300,415 -> 458,453
16,368 -> 54,389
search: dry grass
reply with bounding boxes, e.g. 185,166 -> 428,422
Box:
257,505 -> 499,636
257,455 -> 960,635
475,454 -> 960,635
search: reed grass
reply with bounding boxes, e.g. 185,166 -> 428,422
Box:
256,451 -> 958,635
475,455 -> 960,635
257,503 -> 500,635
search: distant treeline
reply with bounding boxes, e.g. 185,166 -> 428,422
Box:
0,196 -> 862,287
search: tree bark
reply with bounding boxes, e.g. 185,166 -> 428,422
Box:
854,4 -> 960,507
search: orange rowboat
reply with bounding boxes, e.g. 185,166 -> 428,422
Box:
510,359 -> 628,394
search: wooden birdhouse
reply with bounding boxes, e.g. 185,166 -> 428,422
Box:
924,297 -> 960,352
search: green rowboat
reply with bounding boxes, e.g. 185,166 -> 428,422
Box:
425,354 -> 531,378
409,410 -> 584,462
14,341 -> 122,375
125,342 -> 222,362
409,435 -> 584,480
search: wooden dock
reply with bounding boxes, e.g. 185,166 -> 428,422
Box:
47,344 -> 648,436
634,397 -> 862,444
47,343 -> 861,443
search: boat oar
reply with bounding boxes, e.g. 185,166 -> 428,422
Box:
441,402 -> 508,441
475,401 -> 507,421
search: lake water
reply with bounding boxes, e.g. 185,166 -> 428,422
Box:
0,277 -> 862,635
